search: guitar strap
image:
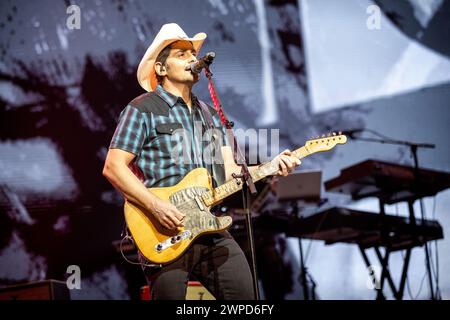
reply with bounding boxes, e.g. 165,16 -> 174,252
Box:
198,100 -> 226,188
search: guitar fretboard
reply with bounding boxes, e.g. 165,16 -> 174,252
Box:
201,146 -> 311,207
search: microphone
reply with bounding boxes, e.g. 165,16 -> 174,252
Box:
186,52 -> 216,74
340,128 -> 364,139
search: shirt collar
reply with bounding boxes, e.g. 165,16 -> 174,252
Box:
155,85 -> 199,109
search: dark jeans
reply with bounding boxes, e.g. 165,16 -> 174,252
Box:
142,231 -> 255,300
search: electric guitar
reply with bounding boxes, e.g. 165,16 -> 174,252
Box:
124,133 -> 347,264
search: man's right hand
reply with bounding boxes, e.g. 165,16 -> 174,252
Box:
151,199 -> 186,230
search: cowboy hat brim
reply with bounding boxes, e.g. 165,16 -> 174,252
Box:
137,32 -> 207,92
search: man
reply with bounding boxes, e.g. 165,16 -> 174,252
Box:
103,23 -> 300,300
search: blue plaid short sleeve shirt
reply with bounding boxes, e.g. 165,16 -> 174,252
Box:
109,85 -> 227,188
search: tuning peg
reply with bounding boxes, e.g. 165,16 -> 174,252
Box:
332,132 -> 336,136
338,131 -> 342,135
321,134 -> 325,138
316,136 -> 319,139
327,133 -> 331,137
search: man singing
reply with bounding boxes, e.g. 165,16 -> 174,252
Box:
103,23 -> 300,300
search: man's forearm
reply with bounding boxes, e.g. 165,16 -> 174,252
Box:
221,146 -> 259,181
103,162 -> 159,212
224,163 -> 259,182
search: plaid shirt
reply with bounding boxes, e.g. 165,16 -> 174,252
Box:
109,85 -> 227,188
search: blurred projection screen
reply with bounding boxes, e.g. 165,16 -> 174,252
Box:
300,0 -> 450,113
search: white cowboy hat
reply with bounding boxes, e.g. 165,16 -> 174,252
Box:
137,23 -> 207,92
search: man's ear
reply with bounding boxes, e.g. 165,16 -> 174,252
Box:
155,62 -> 167,76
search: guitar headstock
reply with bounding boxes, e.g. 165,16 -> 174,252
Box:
305,132 -> 348,153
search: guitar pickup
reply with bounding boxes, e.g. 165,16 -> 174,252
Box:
194,196 -> 205,211
155,230 -> 192,253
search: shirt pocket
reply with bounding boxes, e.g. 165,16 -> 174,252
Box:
152,122 -> 186,161
155,122 -> 183,134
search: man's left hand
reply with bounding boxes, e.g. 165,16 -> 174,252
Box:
275,149 -> 301,176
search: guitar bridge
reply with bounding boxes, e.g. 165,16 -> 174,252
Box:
155,230 -> 192,253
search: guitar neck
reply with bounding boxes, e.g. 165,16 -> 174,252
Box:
201,146 -> 311,207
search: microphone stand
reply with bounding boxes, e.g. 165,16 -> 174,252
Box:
291,199 -> 322,300
204,66 -> 260,300
349,130 -> 437,300
292,200 -> 310,300
347,133 -> 435,150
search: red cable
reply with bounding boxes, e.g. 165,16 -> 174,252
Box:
206,73 -> 228,126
